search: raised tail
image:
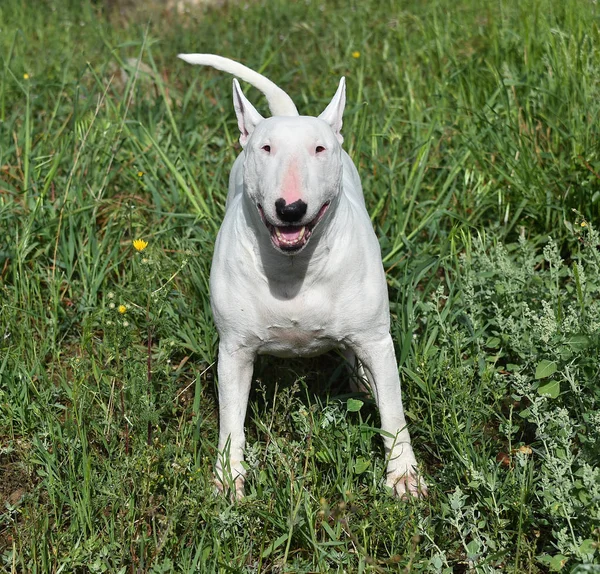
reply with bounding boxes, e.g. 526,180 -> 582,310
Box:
178,53 -> 299,117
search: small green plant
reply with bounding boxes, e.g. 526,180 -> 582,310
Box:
402,220 -> 600,571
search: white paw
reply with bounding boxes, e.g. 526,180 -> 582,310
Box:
386,467 -> 428,499
214,474 -> 245,500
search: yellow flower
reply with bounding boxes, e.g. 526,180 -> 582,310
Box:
23,73 -> 29,80
351,51 -> 360,59
581,221 -> 587,227
133,238 -> 148,252
137,170 -> 144,178
118,305 -> 127,314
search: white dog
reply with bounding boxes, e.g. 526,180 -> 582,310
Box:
178,54 -> 426,499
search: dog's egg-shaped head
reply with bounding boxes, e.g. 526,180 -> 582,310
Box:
233,78 -> 347,254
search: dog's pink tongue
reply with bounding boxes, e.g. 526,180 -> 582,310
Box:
279,226 -> 304,241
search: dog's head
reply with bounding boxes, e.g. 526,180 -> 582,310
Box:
233,78 -> 346,254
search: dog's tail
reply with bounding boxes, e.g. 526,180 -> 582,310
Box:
178,53 -> 299,117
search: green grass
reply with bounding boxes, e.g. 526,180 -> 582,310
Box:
1,0 -> 600,571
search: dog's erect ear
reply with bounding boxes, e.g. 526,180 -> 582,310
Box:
233,78 -> 264,148
318,77 -> 346,144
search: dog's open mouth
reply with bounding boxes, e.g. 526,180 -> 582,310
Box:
258,202 -> 330,253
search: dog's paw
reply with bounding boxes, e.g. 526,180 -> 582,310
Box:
386,468 -> 428,499
214,475 -> 245,501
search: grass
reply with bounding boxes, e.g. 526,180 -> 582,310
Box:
1,0 -> 600,571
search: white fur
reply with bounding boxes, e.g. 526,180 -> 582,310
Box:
179,54 -> 426,499
178,54 -> 298,116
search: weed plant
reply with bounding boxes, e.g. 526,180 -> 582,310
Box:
0,0 -> 599,571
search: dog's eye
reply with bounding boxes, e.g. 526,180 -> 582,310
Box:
315,146 -> 326,154
261,145 -> 271,153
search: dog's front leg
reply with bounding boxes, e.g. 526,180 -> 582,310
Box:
214,341 -> 255,499
353,335 -> 427,498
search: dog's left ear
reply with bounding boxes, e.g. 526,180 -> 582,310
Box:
318,77 -> 346,144
233,78 -> 264,148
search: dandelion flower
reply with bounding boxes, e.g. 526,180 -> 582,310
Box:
352,51 -> 360,59
133,238 -> 148,252
23,73 -> 30,80
118,305 -> 127,314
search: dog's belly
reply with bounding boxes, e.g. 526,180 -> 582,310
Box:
257,326 -> 341,358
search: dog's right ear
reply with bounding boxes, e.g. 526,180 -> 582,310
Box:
318,77 -> 346,145
233,78 -> 264,148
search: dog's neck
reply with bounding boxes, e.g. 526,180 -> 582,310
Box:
241,189 -> 345,300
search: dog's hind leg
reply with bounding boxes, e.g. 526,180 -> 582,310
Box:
343,349 -> 371,395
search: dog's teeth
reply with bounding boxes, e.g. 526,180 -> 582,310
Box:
273,226 -> 306,245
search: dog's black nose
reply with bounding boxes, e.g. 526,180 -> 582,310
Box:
275,199 -> 307,223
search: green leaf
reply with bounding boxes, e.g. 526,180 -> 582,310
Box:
538,554 -> 569,572
535,359 -> 557,379
549,554 -> 568,571
346,398 -> 364,412
261,532 -> 289,559
538,380 -> 560,399
466,540 -> 480,559
354,457 -> 370,474
558,346 -> 573,361
565,335 -> 591,351
316,450 -> 333,463
578,539 -> 595,555
518,407 -> 532,419
486,337 -> 501,348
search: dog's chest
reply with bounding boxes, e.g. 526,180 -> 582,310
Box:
253,289 -> 344,357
